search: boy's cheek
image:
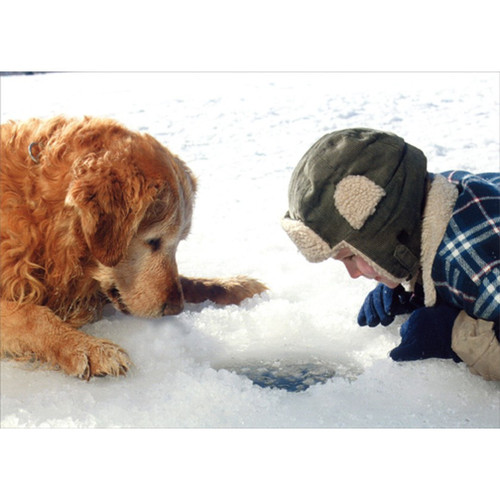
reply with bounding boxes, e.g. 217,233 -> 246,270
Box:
354,257 -> 378,279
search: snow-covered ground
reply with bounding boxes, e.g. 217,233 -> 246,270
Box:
1,72 -> 499,428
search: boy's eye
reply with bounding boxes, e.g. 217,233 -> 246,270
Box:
146,238 -> 162,251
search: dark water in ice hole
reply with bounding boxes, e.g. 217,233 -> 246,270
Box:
221,359 -> 351,392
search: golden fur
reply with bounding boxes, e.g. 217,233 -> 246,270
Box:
0,116 -> 266,379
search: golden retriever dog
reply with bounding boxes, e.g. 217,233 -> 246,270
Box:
0,116 -> 266,380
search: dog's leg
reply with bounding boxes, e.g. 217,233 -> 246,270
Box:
0,300 -> 131,379
180,276 -> 267,306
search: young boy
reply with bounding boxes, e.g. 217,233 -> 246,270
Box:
281,128 -> 500,381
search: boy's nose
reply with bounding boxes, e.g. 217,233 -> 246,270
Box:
343,261 -> 363,279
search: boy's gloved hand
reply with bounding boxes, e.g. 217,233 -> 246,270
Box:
357,283 -> 423,327
389,305 -> 462,362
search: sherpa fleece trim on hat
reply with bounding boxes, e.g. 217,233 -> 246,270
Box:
420,174 -> 459,307
281,215 -> 403,284
329,240 -> 402,285
334,175 -> 386,230
281,217 -> 333,262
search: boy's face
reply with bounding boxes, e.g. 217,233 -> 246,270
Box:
334,248 -> 401,289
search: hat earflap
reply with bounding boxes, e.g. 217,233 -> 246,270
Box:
281,216 -> 333,262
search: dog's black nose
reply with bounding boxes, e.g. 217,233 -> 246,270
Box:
162,302 -> 184,316
162,280 -> 184,316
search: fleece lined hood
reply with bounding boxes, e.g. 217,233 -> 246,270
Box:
282,128 -> 428,281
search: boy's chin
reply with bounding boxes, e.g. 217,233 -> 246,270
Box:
375,277 -> 401,289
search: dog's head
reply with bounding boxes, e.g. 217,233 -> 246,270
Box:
65,120 -> 196,317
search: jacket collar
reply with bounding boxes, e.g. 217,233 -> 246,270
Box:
420,174 -> 459,306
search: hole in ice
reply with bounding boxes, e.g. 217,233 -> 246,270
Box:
221,359 -> 350,392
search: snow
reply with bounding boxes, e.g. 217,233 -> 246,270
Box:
1,72 -> 499,430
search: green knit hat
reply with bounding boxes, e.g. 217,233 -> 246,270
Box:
281,128 -> 428,281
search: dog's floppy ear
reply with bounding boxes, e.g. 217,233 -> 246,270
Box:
65,156 -> 141,267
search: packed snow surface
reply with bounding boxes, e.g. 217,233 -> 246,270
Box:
1,72 -> 499,428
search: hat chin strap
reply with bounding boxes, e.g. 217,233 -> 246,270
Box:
281,216 -> 404,284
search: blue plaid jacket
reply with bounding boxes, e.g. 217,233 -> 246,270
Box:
431,170 -> 500,324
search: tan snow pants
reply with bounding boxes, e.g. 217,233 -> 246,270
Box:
452,311 -> 500,381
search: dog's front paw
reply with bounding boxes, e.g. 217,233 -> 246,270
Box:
221,276 -> 268,305
181,275 -> 267,306
56,335 -> 132,380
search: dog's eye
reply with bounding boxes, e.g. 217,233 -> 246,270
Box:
145,238 -> 162,252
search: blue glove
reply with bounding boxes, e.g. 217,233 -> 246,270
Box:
389,305 -> 462,362
357,283 -> 424,327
